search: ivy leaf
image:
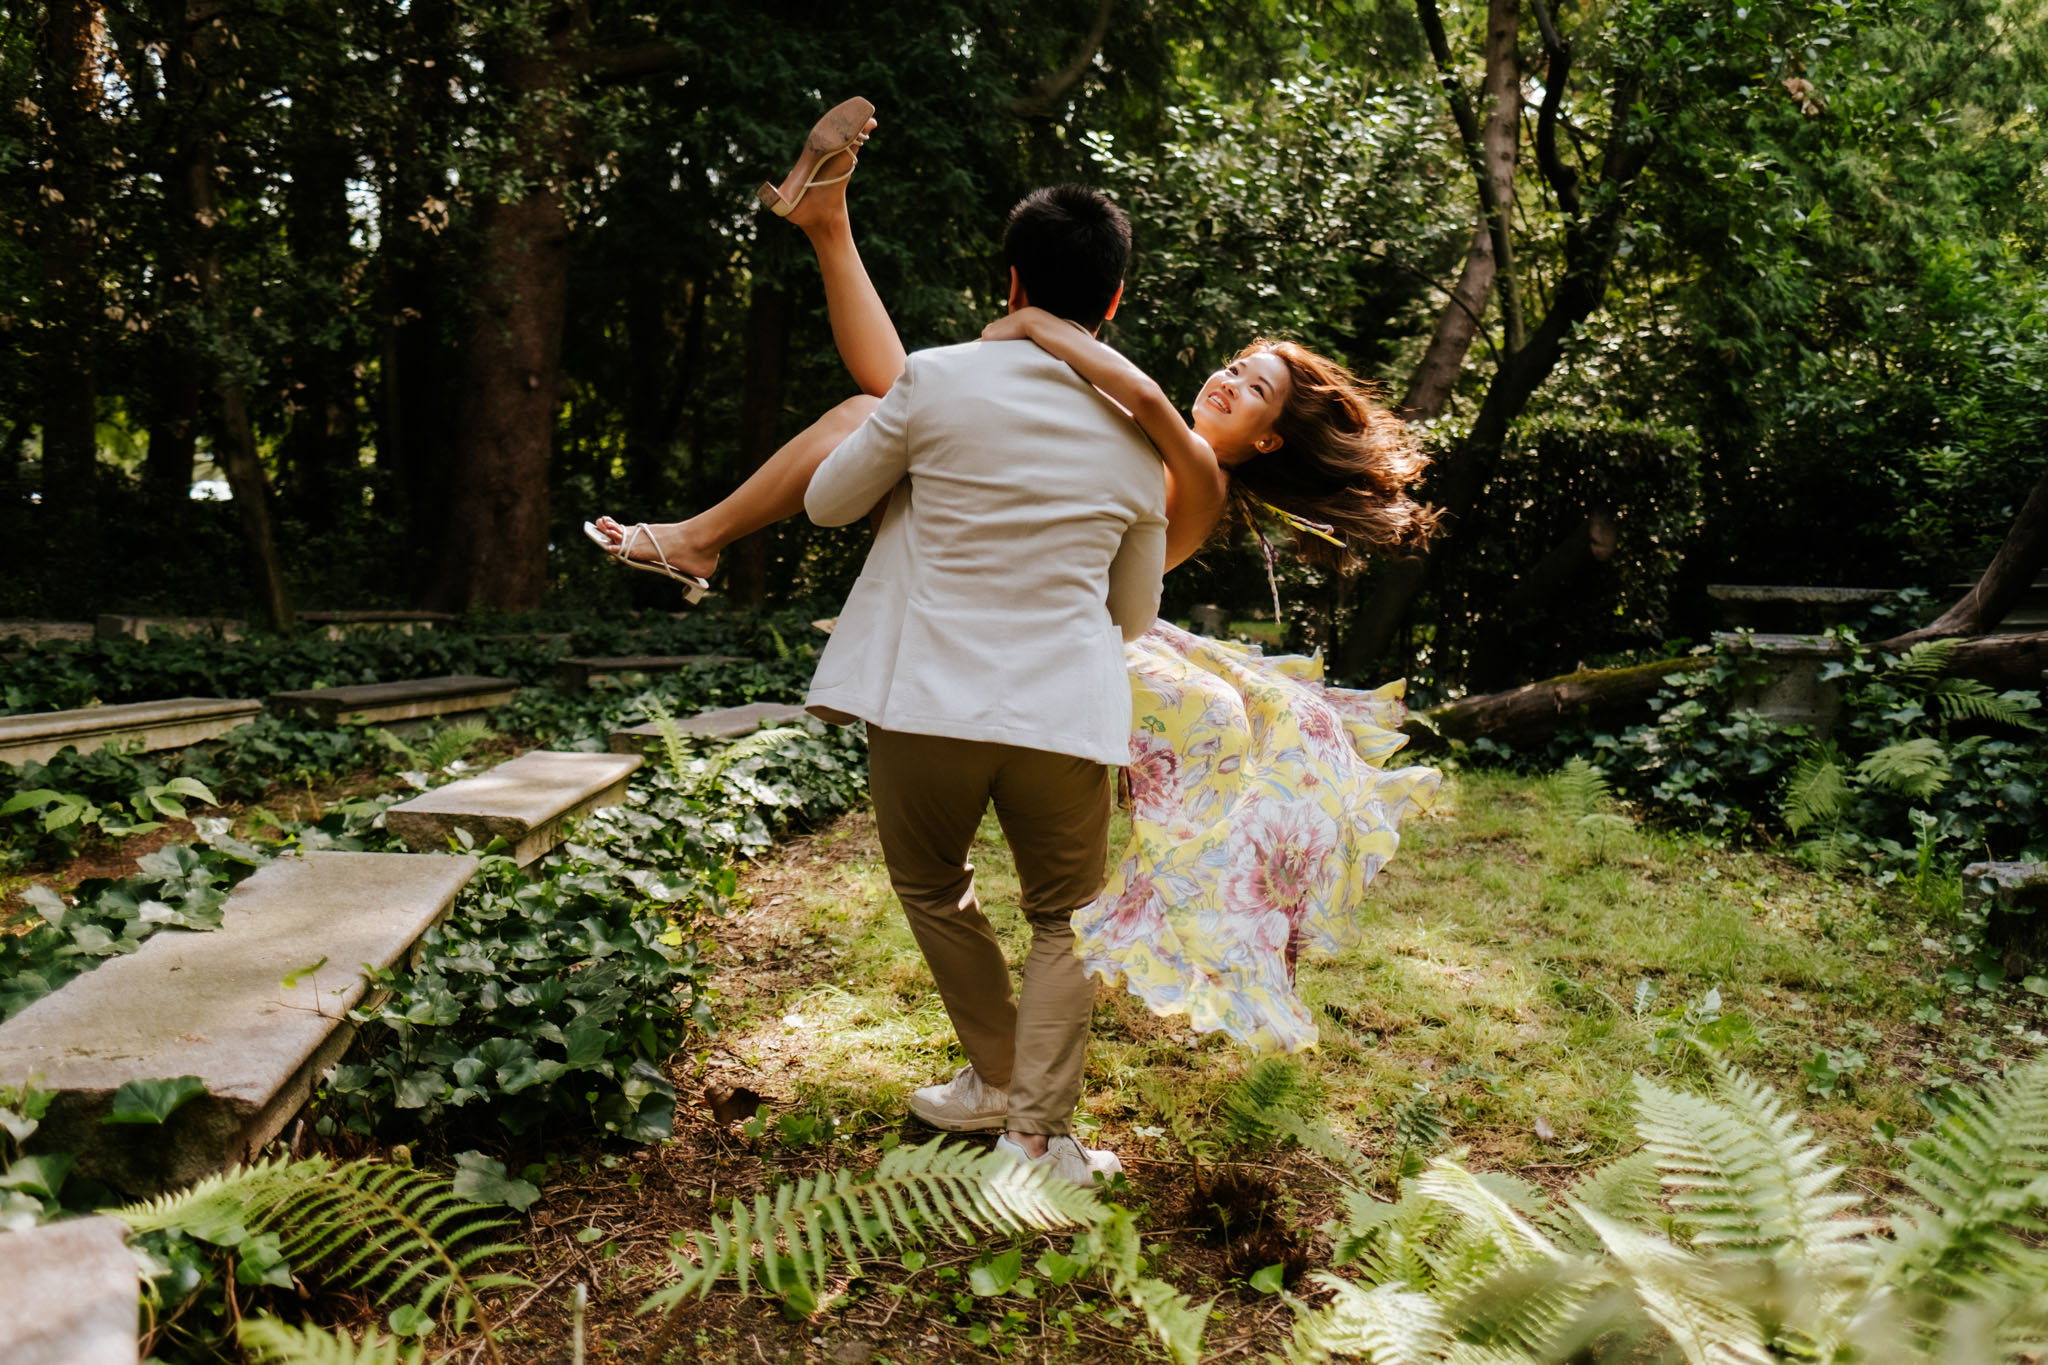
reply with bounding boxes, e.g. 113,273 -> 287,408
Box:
234,1231 -> 294,1288
452,1150 -> 542,1212
969,1246 -> 1023,1297
103,1075 -> 207,1125
22,884 -> 68,930
1249,1263 -> 1287,1294
0,1152 -> 74,1199
388,1304 -> 434,1337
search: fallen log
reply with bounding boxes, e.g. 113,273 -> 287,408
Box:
1406,630 -> 2048,752
1405,656 -> 1709,750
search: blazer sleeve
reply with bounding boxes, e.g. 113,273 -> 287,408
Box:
806,358 -> 914,527
1105,508 -> 1166,643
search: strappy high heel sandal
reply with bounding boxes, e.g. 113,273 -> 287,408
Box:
582,520 -> 710,603
756,96 -> 874,218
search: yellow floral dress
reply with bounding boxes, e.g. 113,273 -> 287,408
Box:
1073,622 -> 1441,1053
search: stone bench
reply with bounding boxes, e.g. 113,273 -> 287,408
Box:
0,850 -> 477,1195
556,654 -> 747,691
0,697 -> 261,768
385,750 -> 643,865
298,609 -> 457,640
266,674 -> 518,729
609,702 -> 812,756
0,1217 -> 138,1365
95,613 -> 244,643
1712,632 -> 1850,730
1707,585 -> 1892,633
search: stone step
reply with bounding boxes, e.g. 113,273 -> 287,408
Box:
0,697 -> 261,768
1706,584 -> 1892,633
385,750 -> 642,865
0,1217 -> 138,1365
95,613 -> 244,643
297,609 -> 457,640
556,653 -> 747,691
609,702 -> 812,756
266,674 -> 518,728
0,851 -> 477,1195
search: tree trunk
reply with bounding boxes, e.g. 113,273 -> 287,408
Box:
281,71 -> 360,535
35,0 -> 102,521
1929,630 -> 2048,689
432,182 -> 573,611
185,0 -> 294,629
725,280 -> 793,606
1882,464 -> 2048,649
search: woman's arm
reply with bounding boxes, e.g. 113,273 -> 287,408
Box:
983,307 -> 1228,569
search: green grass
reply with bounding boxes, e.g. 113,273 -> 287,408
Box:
714,766 -> 2035,1186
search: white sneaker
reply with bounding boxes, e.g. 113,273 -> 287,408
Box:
994,1133 -> 1123,1185
908,1066 -> 1009,1132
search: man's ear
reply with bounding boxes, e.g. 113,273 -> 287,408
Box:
1007,266 -> 1028,313
1101,281 -> 1124,324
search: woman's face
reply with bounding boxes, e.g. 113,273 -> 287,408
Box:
1191,351 -> 1292,465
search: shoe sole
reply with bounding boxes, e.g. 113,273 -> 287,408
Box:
907,1098 -> 1008,1133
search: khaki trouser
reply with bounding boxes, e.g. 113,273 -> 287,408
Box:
866,726 -> 1112,1135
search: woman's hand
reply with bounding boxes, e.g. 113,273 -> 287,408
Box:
980,306 -> 1063,343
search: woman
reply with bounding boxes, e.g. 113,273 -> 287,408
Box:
590,100 -> 1441,1053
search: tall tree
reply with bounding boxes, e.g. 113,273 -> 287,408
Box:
32,0 -> 103,526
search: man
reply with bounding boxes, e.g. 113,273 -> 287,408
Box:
803,184 -> 1166,1183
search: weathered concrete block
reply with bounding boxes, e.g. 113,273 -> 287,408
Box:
0,851 -> 477,1195
0,1217 -> 138,1365
1187,604 -> 1228,636
555,654 -> 747,691
1712,632 -> 1849,731
94,614 -> 244,643
0,620 -> 94,645
609,702 -> 812,755
385,750 -> 643,865
298,610 -> 457,641
0,697 -> 262,767
266,674 -> 518,728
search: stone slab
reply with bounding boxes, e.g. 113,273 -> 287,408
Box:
266,674 -> 518,727
385,750 -> 643,865
0,697 -> 261,768
609,702 -> 812,755
556,654 -> 747,690
1711,632 -> 1851,659
0,620 -> 94,645
0,850 -> 477,1195
95,614 -> 244,643
1706,585 -> 1893,605
0,1217 -> 138,1365
1964,861 -> 2048,910
298,610 -> 457,641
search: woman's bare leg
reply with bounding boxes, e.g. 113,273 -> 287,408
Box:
592,394 -> 880,579
595,119 -> 905,576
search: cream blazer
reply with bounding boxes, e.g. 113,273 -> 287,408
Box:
803,339 -> 1168,765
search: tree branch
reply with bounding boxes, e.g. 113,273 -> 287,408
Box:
1417,0 -> 1523,355
1527,0 -> 1579,217
579,39 -> 683,85
1882,464 -> 2048,650
1005,0 -> 1113,119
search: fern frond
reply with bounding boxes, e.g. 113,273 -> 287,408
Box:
1543,1152 -> 1662,1256
640,697 -> 691,780
1137,1074 -> 1219,1168
1889,638 -> 1962,680
1856,738 -> 1952,799
1283,1273 -> 1451,1364
1416,1160 -> 1561,1265
237,1316 -> 421,1365
1436,1258 -> 1600,1361
415,719 -> 497,772
640,1136 -> 1103,1313
1267,1107 -> 1373,1181
1782,743 -> 1850,836
1922,679 -> 2045,731
1575,1204 -> 1775,1365
117,1156 -> 525,1346
1633,1065 -> 1870,1267
1554,757 -> 1612,819
1884,1058 -> 2048,1304
1222,1056 -> 1313,1146
1126,1274 -> 1214,1365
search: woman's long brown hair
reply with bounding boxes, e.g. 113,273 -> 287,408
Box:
1222,339 -> 1441,571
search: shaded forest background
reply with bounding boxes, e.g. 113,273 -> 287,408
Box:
3,0 -> 2043,694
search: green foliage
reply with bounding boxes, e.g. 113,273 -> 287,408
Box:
118,1155 -> 528,1345
376,719 -> 498,775
1299,1059 -> 2048,1363
328,722 -> 866,1143
641,1138 -> 1211,1365
237,1318 -> 421,1365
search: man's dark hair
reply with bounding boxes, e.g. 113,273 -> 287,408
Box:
1002,185 -> 1131,329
